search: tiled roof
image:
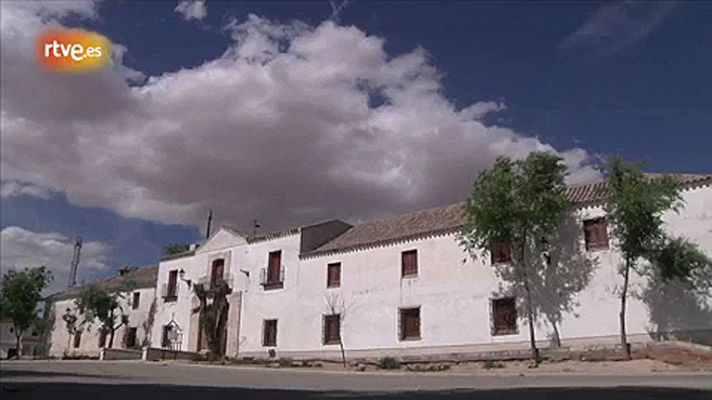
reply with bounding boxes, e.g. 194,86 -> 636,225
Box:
46,265 -> 158,301
303,173 -> 711,258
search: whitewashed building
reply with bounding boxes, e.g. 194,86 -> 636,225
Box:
149,174 -> 711,360
46,266 -> 157,358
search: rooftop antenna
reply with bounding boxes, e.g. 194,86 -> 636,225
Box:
205,209 -> 213,239
68,236 -> 82,288
253,219 -> 261,236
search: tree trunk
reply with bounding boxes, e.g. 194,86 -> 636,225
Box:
519,240 -> 539,364
108,328 -> 115,349
14,330 -> 22,359
549,317 -> 561,348
338,339 -> 347,368
619,257 -> 632,360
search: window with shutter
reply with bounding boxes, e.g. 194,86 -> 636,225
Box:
492,297 -> 518,335
583,218 -> 609,250
132,292 -> 140,309
210,258 -> 225,288
268,251 -> 281,283
161,325 -> 172,348
399,307 -> 421,340
327,262 -> 341,288
166,270 -> 178,300
401,250 -> 418,277
491,242 -> 511,264
263,319 -> 277,347
323,314 -> 341,344
125,327 -> 138,348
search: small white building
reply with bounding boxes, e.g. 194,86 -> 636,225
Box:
46,266 -> 157,358
0,320 -> 42,359
150,174 -> 711,360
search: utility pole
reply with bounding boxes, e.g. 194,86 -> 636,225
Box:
205,209 -> 213,239
68,236 -> 82,288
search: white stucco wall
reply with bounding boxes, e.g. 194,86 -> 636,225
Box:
48,287 -> 156,358
235,184 -> 711,358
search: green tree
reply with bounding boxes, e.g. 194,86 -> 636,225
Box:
192,280 -> 231,357
75,285 -> 128,348
163,244 -> 190,256
460,152 -> 569,363
0,267 -> 52,358
604,157 -> 682,359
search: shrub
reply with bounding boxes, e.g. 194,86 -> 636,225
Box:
378,356 -> 401,370
482,360 -> 505,369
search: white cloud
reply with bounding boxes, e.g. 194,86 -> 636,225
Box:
174,0 -> 207,21
1,181 -> 54,199
0,227 -> 110,295
0,2 -> 600,231
559,1 -> 675,56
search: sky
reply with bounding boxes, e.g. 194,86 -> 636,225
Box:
1,1 -> 710,293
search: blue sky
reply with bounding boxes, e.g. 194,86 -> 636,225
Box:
1,1 -> 710,291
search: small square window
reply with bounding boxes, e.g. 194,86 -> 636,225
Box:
401,250 -> 418,277
491,242 -> 511,264
327,262 -> 341,288
323,314 -> 341,345
263,319 -> 277,347
399,307 -> 421,341
583,218 -> 609,250
492,297 -> 518,336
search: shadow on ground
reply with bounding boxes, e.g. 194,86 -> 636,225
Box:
1,383 -> 710,400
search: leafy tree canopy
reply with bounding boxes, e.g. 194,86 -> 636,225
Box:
0,267 -> 52,333
164,244 -> 190,256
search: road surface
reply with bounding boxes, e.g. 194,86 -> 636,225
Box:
1,360 -> 711,399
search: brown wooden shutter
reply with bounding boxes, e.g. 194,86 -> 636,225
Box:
399,308 -> 420,340
327,263 -> 341,287
167,270 -> 178,298
132,292 -> 140,309
210,259 -> 225,288
584,218 -> 609,250
268,251 -> 281,283
491,242 -> 511,263
401,250 -> 418,277
492,298 -> 517,335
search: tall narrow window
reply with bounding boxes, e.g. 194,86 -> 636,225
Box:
268,251 -> 282,283
401,250 -> 418,277
210,258 -> 225,288
132,292 -> 140,310
491,242 -> 511,264
323,314 -> 341,345
166,270 -> 178,300
399,307 -> 421,340
73,331 -> 82,348
583,218 -> 609,250
327,262 -> 341,288
263,319 -> 277,347
492,297 -> 518,335
125,327 -> 138,348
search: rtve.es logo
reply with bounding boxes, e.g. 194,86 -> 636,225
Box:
36,29 -> 111,72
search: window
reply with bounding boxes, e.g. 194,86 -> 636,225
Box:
323,314 -> 341,345
161,325 -> 172,348
210,258 -> 225,288
327,262 -> 341,288
401,249 -> 418,277
73,331 -> 82,348
583,218 -> 609,250
132,292 -> 140,309
399,307 -> 421,341
166,270 -> 178,300
98,330 -> 107,348
125,327 -> 138,348
491,242 -> 511,264
262,251 -> 283,289
263,319 -> 277,347
492,297 -> 518,335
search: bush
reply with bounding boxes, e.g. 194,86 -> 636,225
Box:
482,360 -> 505,369
378,356 -> 401,370
406,364 -> 451,372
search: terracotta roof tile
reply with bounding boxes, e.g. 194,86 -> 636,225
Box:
46,265 -> 158,301
303,173 -> 711,258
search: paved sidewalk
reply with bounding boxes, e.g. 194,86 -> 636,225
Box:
1,360 -> 712,392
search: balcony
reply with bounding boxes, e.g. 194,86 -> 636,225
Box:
260,265 -> 285,290
160,283 -> 177,302
195,272 -> 233,296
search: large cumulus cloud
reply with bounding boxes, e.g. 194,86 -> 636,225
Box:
1,2 -> 599,231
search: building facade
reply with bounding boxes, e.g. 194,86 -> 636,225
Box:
44,174 -> 712,360
149,174 -> 711,360
46,267 -> 157,358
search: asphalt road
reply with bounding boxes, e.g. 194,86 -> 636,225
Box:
1,360 -> 711,399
